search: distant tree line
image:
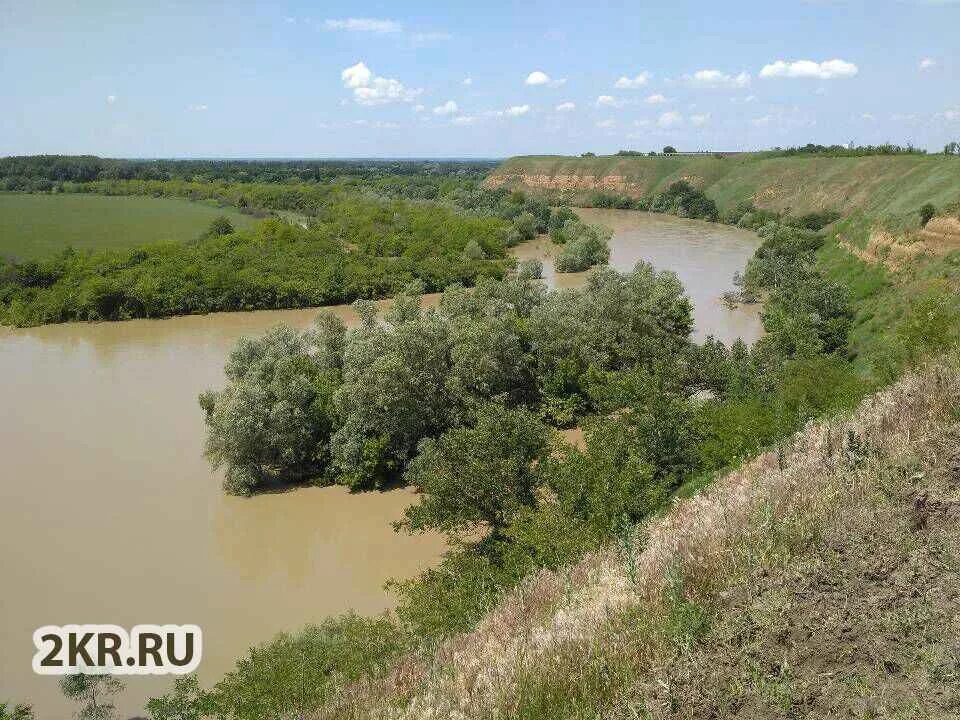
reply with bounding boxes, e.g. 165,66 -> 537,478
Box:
0,155 -> 499,192
764,142 -> 926,158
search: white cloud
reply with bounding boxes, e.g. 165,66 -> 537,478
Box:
411,31 -> 453,43
657,111 -> 683,128
614,72 -> 650,89
596,119 -> 616,129
555,101 -> 576,112
433,100 -> 459,115
324,18 -> 401,33
342,62 -> 372,88
937,108 -> 960,122
752,115 -> 772,127
920,57 -> 937,70
690,113 -> 711,126
525,70 -> 565,87
340,61 -> 422,105
596,95 -> 622,108
462,77 -> 473,86
861,112 -> 876,121
413,104 -> 425,113
645,93 -> 667,104
106,94 -> 117,104
188,104 -> 208,112
687,69 -> 751,88
503,104 -> 531,117
526,70 -> 550,85
452,115 -> 478,125
760,59 -> 858,80
353,119 -> 400,129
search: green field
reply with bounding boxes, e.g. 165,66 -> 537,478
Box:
0,193 -> 257,260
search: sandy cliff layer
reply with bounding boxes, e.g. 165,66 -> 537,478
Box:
486,154 -> 960,216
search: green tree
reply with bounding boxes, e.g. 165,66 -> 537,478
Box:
399,405 -> 550,541
146,677 -> 215,720
662,145 -> 678,154
0,703 -> 33,720
462,238 -> 486,260
919,202 -> 937,227
59,675 -> 124,720
199,321 -> 342,495
207,215 -> 235,236
554,221 -> 611,272
208,615 -> 405,720
511,212 -> 538,241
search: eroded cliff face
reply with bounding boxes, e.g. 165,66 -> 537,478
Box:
484,172 -> 648,197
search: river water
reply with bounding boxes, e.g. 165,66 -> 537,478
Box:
0,211 -> 760,717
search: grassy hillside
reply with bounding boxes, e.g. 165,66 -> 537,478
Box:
489,153 -> 960,219
0,193 -> 256,260
305,356 -> 960,718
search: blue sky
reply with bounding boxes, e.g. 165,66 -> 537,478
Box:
2,0 -> 958,157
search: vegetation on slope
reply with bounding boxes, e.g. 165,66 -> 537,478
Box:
326,356 -> 960,719
489,152 -> 960,217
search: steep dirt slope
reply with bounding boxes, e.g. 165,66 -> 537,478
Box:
487,154 -> 960,217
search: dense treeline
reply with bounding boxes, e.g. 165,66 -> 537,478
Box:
0,199 -> 509,326
0,155 -> 498,191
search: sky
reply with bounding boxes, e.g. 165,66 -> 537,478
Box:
1,0 -> 959,158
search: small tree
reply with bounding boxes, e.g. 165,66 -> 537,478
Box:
206,216 -> 235,237
60,674 -> 124,720
919,203 -> 937,227
944,141 -> 959,155
662,145 -> 678,154
0,703 -> 33,720
399,405 -> 550,541
462,239 -> 486,260
512,212 -> 538,242
146,676 -> 215,720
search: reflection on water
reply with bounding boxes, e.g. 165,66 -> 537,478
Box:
0,210 -> 760,717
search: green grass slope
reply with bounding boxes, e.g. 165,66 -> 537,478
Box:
0,193 -> 256,260
489,153 -> 960,218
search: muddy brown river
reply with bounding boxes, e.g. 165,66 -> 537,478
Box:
0,211 -> 761,717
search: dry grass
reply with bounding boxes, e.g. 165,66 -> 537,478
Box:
312,356 -> 960,719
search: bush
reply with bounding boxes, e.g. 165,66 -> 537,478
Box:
920,203 -> 937,227
554,221 -> 611,272
204,615 -> 406,720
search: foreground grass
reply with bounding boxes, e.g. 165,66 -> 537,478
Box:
308,355 -> 960,718
0,193 -> 255,260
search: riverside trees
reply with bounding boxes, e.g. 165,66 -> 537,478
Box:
200,263 -> 694,495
